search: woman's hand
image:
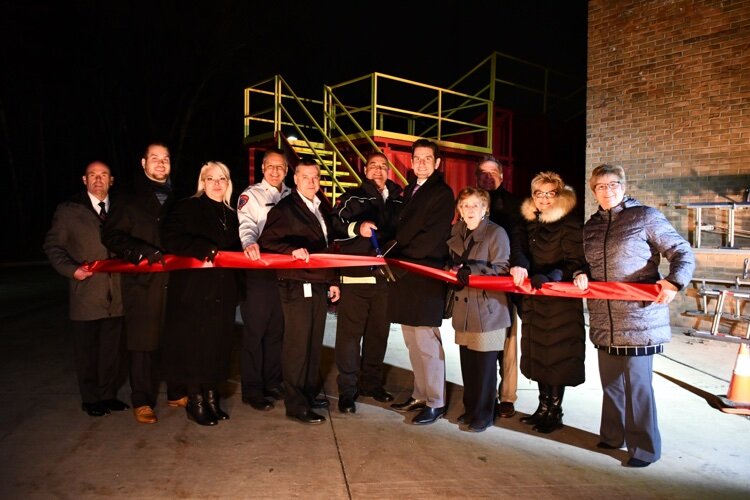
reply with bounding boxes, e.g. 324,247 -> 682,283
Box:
573,273 -> 588,290
655,279 -> 678,304
509,266 -> 528,287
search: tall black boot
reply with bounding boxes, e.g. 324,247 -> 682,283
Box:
205,388 -> 229,421
534,385 -> 564,434
186,393 -> 218,426
520,382 -> 549,425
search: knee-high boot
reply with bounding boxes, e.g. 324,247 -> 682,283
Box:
520,382 -> 549,425
534,385 -> 564,433
205,388 -> 229,421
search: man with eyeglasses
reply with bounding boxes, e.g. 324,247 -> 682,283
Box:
476,155 -> 522,419
102,142 -> 181,424
331,151 -> 404,413
388,139 -> 455,425
236,148 -> 292,411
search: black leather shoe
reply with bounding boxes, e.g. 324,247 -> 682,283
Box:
102,399 -> 130,412
625,457 -> 651,468
412,406 -> 446,425
82,402 -> 110,417
597,441 -> 621,450
264,386 -> 285,401
310,396 -> 329,409
288,410 -> 326,425
496,401 -> 516,418
242,396 -> 273,411
359,387 -> 394,402
390,397 -> 426,413
338,397 -> 356,414
468,419 -> 493,433
205,389 -> 229,420
186,394 -> 218,426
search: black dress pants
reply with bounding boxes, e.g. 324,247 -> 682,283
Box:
240,270 -> 284,399
71,317 -> 123,404
460,345 -> 499,427
278,280 -> 328,416
335,281 -> 389,398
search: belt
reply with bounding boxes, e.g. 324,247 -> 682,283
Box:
595,344 -> 663,356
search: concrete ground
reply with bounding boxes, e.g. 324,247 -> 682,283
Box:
0,264 -> 748,499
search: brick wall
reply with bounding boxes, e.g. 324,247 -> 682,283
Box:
587,0 -> 750,335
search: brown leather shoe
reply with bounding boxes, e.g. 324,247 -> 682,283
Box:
167,396 -> 188,408
134,406 -> 158,424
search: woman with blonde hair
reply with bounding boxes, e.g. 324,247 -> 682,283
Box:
509,171 -> 586,433
161,161 -> 242,426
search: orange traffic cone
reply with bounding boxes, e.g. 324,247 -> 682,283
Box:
719,343 -> 750,415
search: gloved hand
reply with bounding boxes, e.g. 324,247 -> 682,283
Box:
145,249 -> 164,265
205,247 -> 218,263
456,265 -> 471,287
123,248 -> 144,265
530,273 -> 550,289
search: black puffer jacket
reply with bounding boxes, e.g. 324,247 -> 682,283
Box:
513,187 -> 586,386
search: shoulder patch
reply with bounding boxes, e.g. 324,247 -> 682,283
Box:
237,194 -> 249,211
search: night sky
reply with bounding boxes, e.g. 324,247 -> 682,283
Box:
1,0 -> 588,261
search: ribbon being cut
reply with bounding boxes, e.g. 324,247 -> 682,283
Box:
83,252 -> 661,302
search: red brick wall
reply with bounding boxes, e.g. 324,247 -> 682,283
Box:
587,0 -> 750,334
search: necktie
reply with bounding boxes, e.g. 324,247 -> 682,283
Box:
412,183 -> 421,196
98,201 -> 107,221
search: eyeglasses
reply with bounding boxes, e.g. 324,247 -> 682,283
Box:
263,164 -> 286,172
594,181 -> 623,192
412,156 -> 435,164
205,177 -> 228,184
533,190 -> 557,199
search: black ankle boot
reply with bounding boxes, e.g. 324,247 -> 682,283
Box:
205,388 -> 229,421
186,394 -> 218,426
520,383 -> 549,425
534,386 -> 564,434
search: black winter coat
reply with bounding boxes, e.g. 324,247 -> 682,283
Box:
388,171 -> 454,327
513,187 -> 586,386
160,194 -> 242,386
101,173 -> 176,351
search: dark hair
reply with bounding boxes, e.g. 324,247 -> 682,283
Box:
365,151 -> 388,163
411,138 -> 439,159
475,155 -> 505,176
142,141 -> 170,160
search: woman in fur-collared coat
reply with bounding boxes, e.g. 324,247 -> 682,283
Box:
509,171 -> 586,434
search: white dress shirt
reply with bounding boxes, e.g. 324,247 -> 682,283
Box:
237,179 -> 291,248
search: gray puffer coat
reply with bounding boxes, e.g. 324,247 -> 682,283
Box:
583,197 -> 695,348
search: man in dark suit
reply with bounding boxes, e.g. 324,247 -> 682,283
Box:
101,142 -> 180,424
331,151 -> 403,413
388,139 -> 455,425
44,161 -> 128,417
258,158 -> 341,425
476,155 -> 523,419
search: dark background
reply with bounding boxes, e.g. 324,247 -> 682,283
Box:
0,0 -> 588,261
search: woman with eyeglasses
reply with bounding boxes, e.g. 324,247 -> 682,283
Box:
161,161 -> 242,426
446,187 -> 512,432
573,164 -> 694,467
509,171 -> 586,433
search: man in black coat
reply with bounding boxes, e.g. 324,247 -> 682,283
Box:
331,152 -> 403,413
388,139 -> 455,425
476,155 -> 523,419
101,142 -> 180,424
44,161 -> 128,417
258,159 -> 341,425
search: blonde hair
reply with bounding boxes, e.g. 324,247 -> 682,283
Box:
195,161 -> 234,208
530,171 -> 565,195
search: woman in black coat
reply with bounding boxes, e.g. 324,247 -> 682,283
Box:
509,171 -> 586,433
161,161 -> 241,426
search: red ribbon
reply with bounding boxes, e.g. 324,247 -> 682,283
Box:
84,252 -> 659,302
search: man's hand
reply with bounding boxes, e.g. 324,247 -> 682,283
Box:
530,274 -> 550,290
328,285 -> 340,303
573,273 -> 589,290
291,248 -> 310,263
73,266 -> 93,281
359,221 -> 378,238
243,243 -> 261,261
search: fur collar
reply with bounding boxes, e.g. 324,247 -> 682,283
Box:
520,186 -> 577,223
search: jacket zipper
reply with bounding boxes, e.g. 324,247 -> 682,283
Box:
604,210 -> 614,343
